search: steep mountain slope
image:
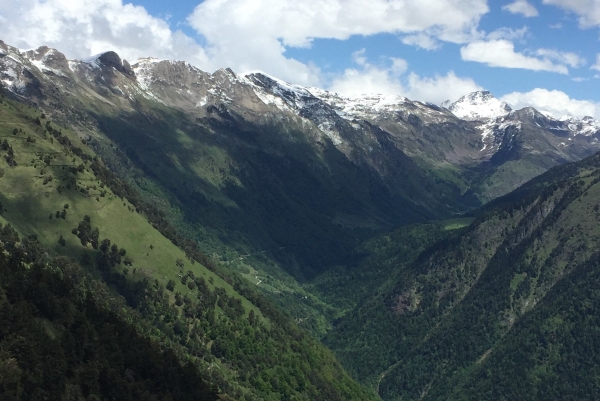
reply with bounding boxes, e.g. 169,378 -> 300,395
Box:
2,40 -> 600,334
0,232 -> 220,401
325,150 -> 600,400
0,90 -> 376,400
0,44 -> 596,266
0,41 -> 470,279
467,106 -> 600,201
3,38 -> 600,401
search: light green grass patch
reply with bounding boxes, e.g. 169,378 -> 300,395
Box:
510,272 -> 527,291
441,217 -> 474,230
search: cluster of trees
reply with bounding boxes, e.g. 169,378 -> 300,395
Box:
0,223 -> 219,401
1,139 -> 16,166
72,215 -> 99,248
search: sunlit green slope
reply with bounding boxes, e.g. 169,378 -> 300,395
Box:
0,91 -> 376,401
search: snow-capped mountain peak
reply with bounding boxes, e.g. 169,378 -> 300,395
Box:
446,90 -> 512,121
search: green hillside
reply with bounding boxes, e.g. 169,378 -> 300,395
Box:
0,91 -> 376,400
6,44 -> 595,342
324,151 -> 600,400
5,47 -> 600,401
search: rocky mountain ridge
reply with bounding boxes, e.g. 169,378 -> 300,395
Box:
3,41 -> 599,173
2,39 -> 600,274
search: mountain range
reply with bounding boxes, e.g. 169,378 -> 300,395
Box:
4,42 -> 599,207
2,40 -> 600,400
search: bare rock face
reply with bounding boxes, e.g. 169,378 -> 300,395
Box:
24,46 -> 70,72
97,51 -> 135,77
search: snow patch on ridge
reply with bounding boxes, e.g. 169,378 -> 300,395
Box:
477,117 -> 521,152
132,58 -> 163,91
447,91 -> 512,121
309,88 -> 410,120
0,52 -> 28,94
558,114 -> 600,136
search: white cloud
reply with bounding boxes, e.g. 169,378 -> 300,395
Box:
328,52 -> 481,104
328,53 -> 406,96
592,54 -> 600,71
534,49 -> 586,68
187,0 -> 489,84
543,0 -> 600,28
405,71 -> 482,104
486,26 -> 529,41
460,40 -> 569,73
0,0 -> 209,66
390,58 -> 409,75
502,0 -> 539,17
401,33 -> 440,50
0,0 -> 491,87
190,0 -> 489,46
501,88 -> 600,118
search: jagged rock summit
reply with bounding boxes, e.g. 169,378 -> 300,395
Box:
84,51 -> 135,77
444,90 -> 512,121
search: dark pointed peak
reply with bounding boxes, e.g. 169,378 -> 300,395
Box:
243,71 -> 277,88
98,52 -> 125,70
85,51 -> 135,77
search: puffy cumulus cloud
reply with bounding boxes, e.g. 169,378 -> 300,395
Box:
501,88 -> 600,118
0,0 -> 209,66
543,0 -> 600,28
190,0 -> 488,45
328,50 -> 406,96
188,0 -> 489,84
502,0 -> 538,17
327,51 -> 481,104
460,40 -> 570,73
533,49 -> 585,68
405,71 -> 482,104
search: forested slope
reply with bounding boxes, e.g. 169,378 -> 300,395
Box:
0,89 -> 375,401
325,151 -> 600,400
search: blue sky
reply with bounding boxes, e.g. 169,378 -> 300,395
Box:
1,0 -> 600,117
